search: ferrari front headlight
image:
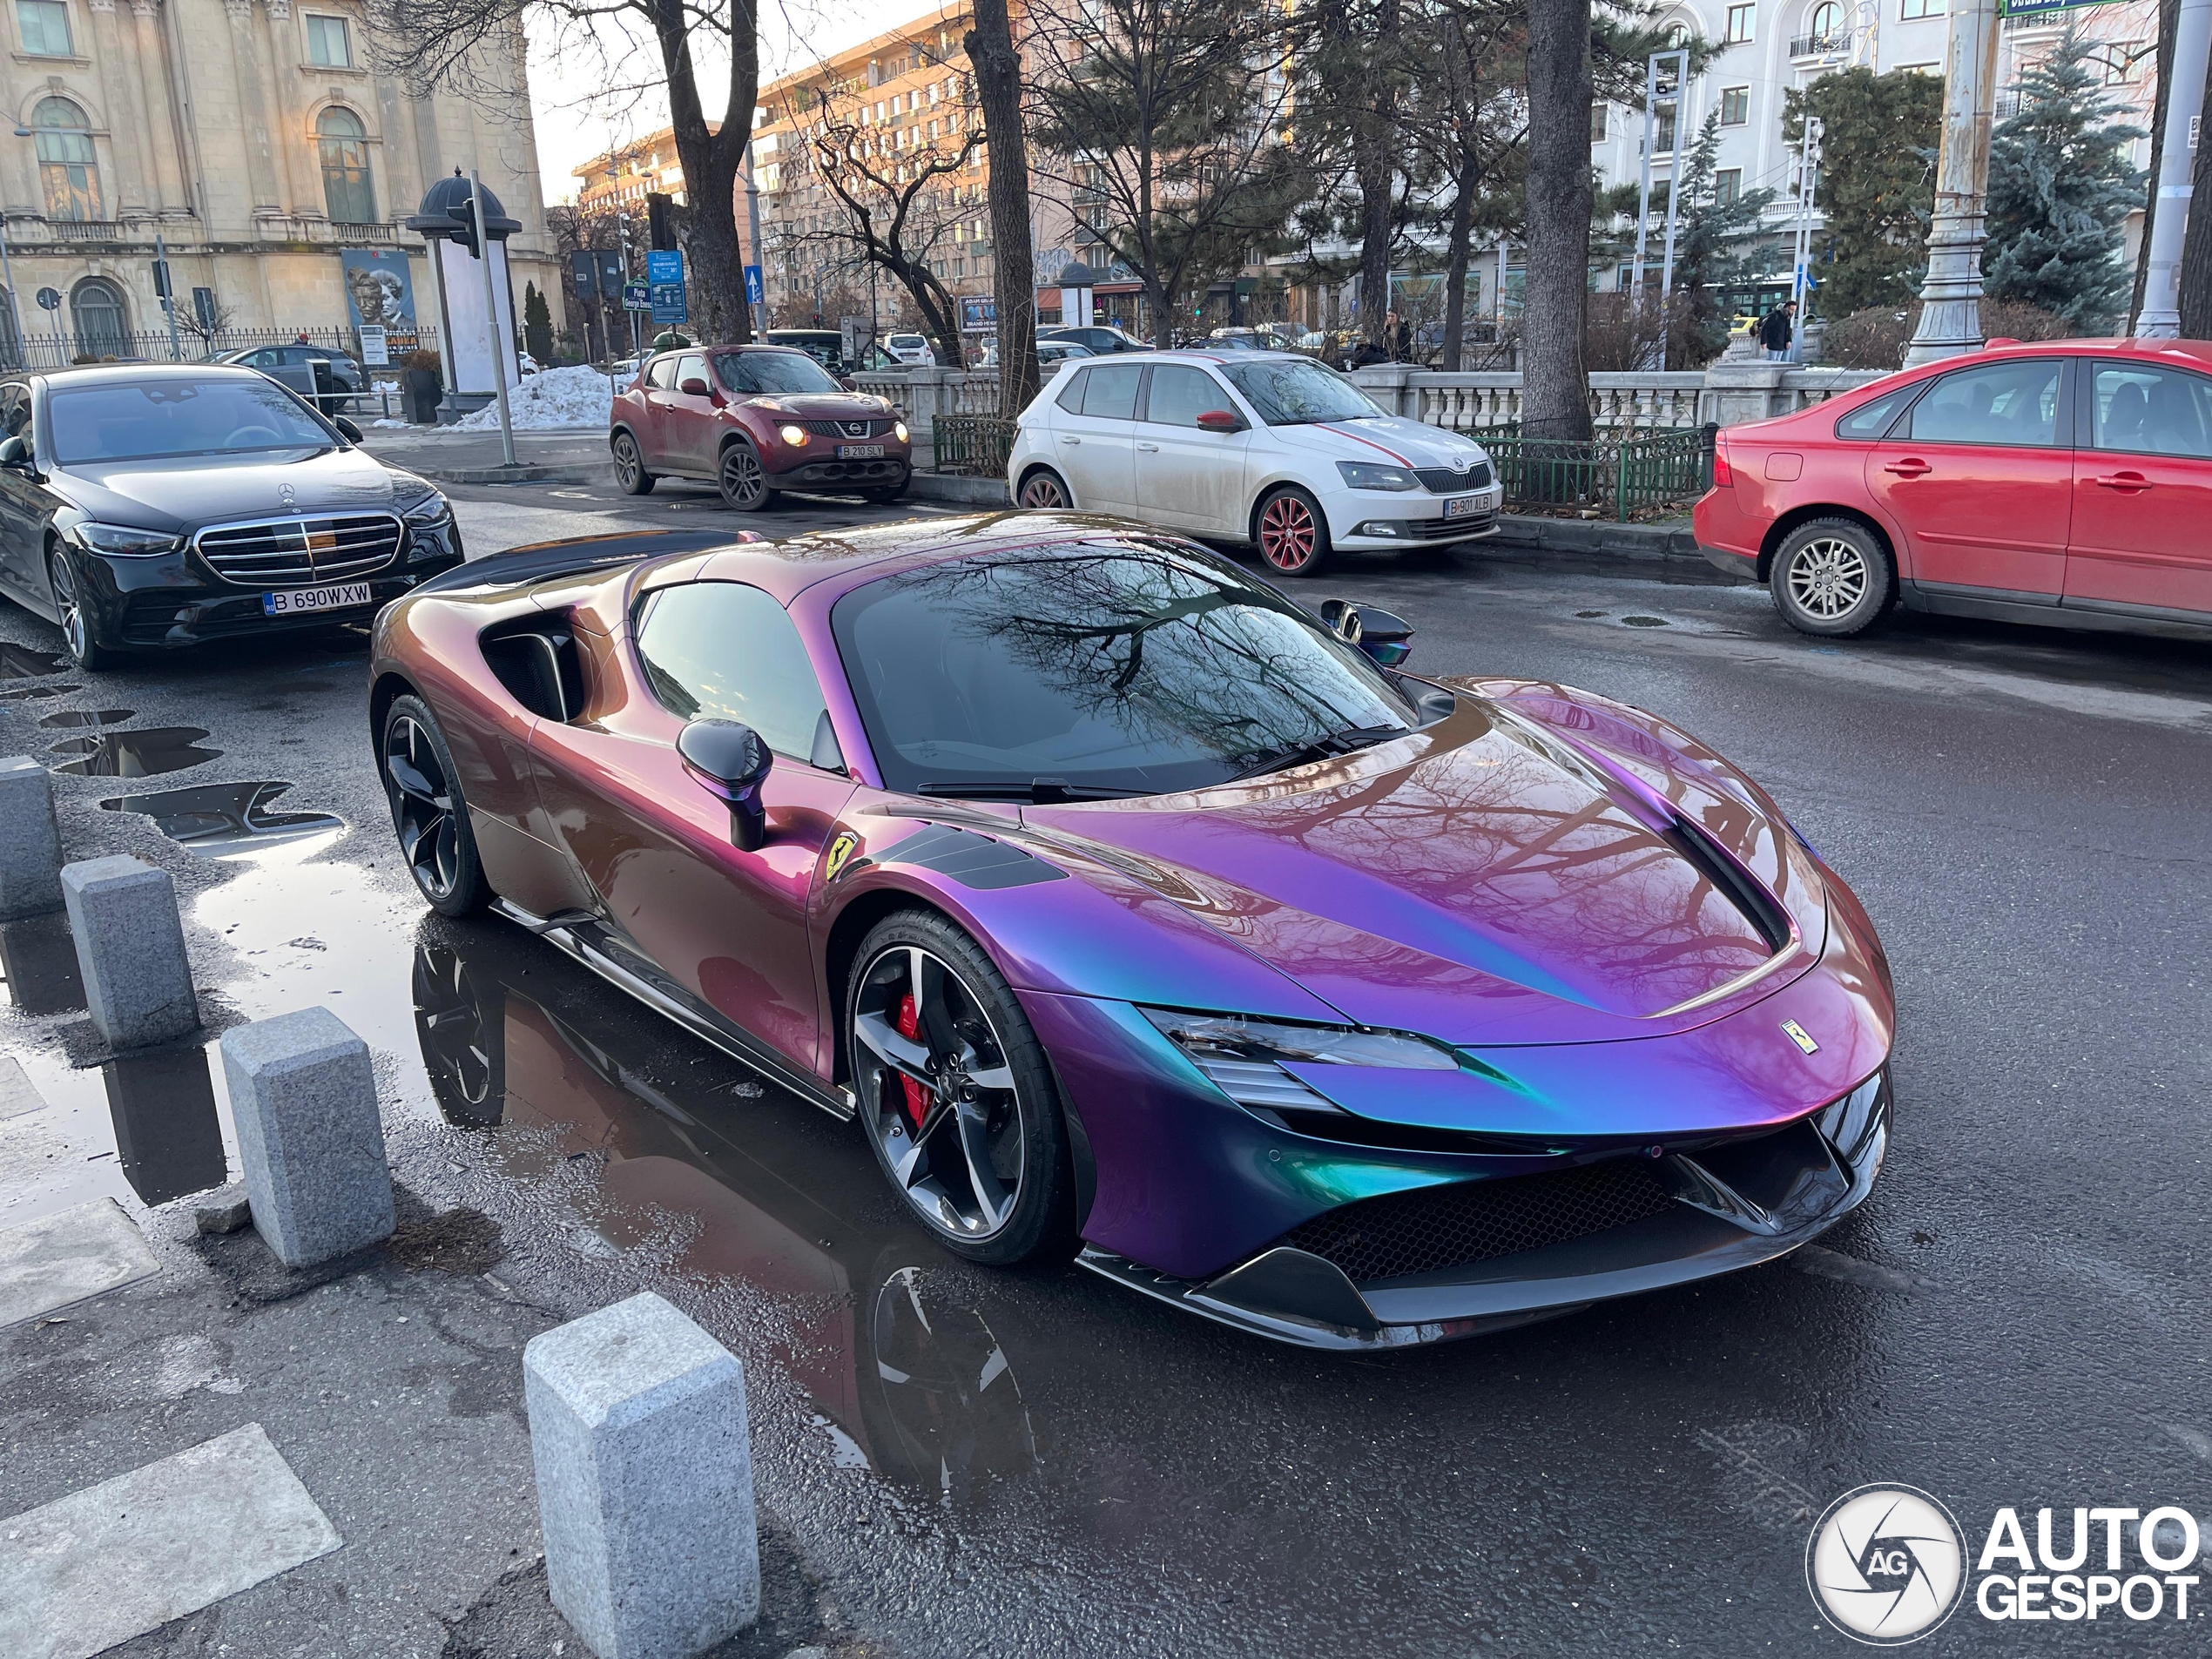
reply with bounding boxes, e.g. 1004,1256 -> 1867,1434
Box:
1142,1008 -> 1457,1111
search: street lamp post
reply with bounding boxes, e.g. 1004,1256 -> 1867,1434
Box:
1903,0 -> 2004,366
2136,0 -> 2212,334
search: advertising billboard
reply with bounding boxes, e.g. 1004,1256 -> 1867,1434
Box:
340,247 -> 416,329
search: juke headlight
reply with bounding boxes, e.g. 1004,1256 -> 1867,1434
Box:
1142,1008 -> 1457,1111
778,423 -> 809,447
894,420 -> 910,443
1337,460 -> 1419,492
70,522 -> 182,557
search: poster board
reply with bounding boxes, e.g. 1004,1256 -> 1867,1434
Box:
435,239 -> 520,395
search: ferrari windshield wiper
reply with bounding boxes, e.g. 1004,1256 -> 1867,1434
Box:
915,779 -> 1141,802
1229,723 -> 1408,782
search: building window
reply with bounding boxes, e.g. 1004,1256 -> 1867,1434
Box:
317,106 -> 376,224
32,97 -> 99,220
1809,1 -> 1844,43
1898,0 -> 1942,17
1725,4 -> 1754,42
306,13 -> 351,66
1720,85 -> 1750,125
2104,43 -> 2141,83
1590,103 -> 1608,144
16,0 -> 71,57
71,276 -> 125,358
1716,168 -> 1743,205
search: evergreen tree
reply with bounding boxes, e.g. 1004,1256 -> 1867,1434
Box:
1984,31 -> 2144,327
1784,68 -> 1944,317
1658,111 -> 1778,365
523,281 -> 554,362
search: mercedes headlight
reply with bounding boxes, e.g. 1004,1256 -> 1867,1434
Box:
401,489 -> 451,524
778,423 -> 809,447
1142,1008 -> 1456,1111
1336,460 -> 1418,492
71,522 -> 180,557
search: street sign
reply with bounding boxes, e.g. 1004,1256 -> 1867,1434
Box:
570,249 -> 599,300
35,287 -> 58,311
744,265 -> 764,306
1997,0 -> 2125,13
646,249 -> 687,325
358,324 -> 388,367
959,294 -> 997,332
597,249 -> 626,300
840,314 -> 868,367
623,281 -> 650,313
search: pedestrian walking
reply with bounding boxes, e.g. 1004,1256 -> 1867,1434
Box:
1758,300 -> 1797,363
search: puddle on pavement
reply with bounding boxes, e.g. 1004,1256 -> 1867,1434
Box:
0,643 -> 68,678
48,726 -> 221,779
38,708 -> 132,729
0,912 -> 85,1015
0,683 -> 78,702
103,1046 -> 228,1205
102,779 -> 345,858
411,920 -> 1042,1501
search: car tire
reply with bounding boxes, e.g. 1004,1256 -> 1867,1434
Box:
1769,517 -> 1895,637
611,430 -> 656,496
47,549 -> 117,671
380,694 -> 491,917
1016,467 -> 1071,510
847,910 -> 1076,1267
1254,484 -> 1333,577
718,438 -> 779,512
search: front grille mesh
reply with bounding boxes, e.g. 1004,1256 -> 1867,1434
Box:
1414,462 -> 1493,493
195,514 -> 402,585
799,418 -> 894,439
1283,1159 -> 1679,1283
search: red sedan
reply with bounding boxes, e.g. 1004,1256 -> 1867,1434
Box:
610,344 -> 912,510
1695,338 -> 2212,641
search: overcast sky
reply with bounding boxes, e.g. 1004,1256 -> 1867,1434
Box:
524,2 -> 906,201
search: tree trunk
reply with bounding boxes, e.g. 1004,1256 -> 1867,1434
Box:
656,0 -> 756,342
1440,145 -> 1479,371
2180,46 -> 2212,337
1352,2 -> 1399,347
2129,0 -> 2180,332
1521,0 -> 1593,441
968,0 -> 1039,412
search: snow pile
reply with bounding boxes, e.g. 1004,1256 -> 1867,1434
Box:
453,365 -> 615,431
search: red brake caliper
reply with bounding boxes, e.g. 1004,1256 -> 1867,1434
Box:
894,993 -> 931,1128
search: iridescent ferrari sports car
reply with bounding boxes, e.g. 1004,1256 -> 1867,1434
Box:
368,514 -> 1895,1350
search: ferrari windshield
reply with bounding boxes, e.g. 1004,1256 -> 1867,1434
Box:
1221,359 -> 1382,425
832,543 -> 1418,798
47,377 -> 333,464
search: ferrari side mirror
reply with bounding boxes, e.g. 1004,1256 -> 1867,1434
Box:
678,718 -> 772,850
1318,598 -> 1415,668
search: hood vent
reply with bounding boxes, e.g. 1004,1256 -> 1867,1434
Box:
1661,815 -> 1791,954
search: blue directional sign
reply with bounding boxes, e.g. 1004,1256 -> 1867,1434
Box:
744,264 -> 764,306
623,281 -> 650,313
646,249 -> 687,325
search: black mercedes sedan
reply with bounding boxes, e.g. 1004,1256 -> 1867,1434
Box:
0,363 -> 462,670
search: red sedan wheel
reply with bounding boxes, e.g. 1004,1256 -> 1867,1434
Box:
1257,489 -> 1329,576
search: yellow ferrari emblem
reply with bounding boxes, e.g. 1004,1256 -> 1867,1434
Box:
824,831 -> 859,882
1781,1019 -> 1819,1055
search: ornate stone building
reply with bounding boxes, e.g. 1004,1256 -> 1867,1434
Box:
0,0 -> 559,359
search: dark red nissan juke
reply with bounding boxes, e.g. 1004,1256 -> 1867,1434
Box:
609,344 -> 912,511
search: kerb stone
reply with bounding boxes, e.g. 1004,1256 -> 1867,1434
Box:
0,758 -> 62,919
524,1291 -> 759,1659
59,856 -> 199,1049
220,1008 -> 394,1267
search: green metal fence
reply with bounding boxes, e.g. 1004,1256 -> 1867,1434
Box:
1473,425 -> 1712,521
934,415 -> 1020,477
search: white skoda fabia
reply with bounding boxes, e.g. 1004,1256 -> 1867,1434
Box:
1004,350 -> 1502,576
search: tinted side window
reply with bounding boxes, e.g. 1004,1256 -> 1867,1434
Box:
1834,384 -> 1917,441
1055,369 -> 1088,413
1144,365 -> 1226,427
645,356 -> 680,390
634,582 -> 830,763
1080,361 -> 1143,420
1903,360 -> 2061,447
2089,362 -> 2212,459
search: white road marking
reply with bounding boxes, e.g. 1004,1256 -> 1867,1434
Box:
0,1197 -> 158,1329
0,1424 -> 341,1659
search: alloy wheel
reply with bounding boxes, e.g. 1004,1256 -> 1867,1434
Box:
720,443 -> 769,509
383,712 -> 462,900
1018,472 -> 1068,509
1258,492 -> 1319,572
1786,537 -> 1871,620
50,555 -> 88,662
853,944 -> 1026,1241
612,435 -> 641,489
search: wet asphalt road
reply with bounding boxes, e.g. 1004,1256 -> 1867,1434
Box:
1,474 -> 2209,1656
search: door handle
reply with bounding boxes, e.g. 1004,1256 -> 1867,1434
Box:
2092,472 -> 2152,491
1060,435 -> 1080,446
1883,458 -> 1932,477
1136,442 -> 1159,452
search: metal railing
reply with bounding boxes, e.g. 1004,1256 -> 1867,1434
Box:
933,415 -> 1018,477
1473,425 -> 1711,520
0,325 -> 418,373
1789,30 -> 1849,56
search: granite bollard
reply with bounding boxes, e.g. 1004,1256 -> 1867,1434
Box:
0,757 -> 63,919
220,1008 -> 395,1266
524,1292 -> 759,1659
60,855 -> 199,1049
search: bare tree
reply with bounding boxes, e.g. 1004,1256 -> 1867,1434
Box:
1025,0 -> 1305,347
967,0 -> 1041,411
1521,0 -> 1593,440
368,0 -> 760,342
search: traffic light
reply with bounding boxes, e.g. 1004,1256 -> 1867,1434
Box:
647,192 -> 674,252
448,190 -> 482,258
150,258 -> 172,300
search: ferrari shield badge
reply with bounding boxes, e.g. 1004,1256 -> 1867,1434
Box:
1781,1019 -> 1819,1055
823,831 -> 859,882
